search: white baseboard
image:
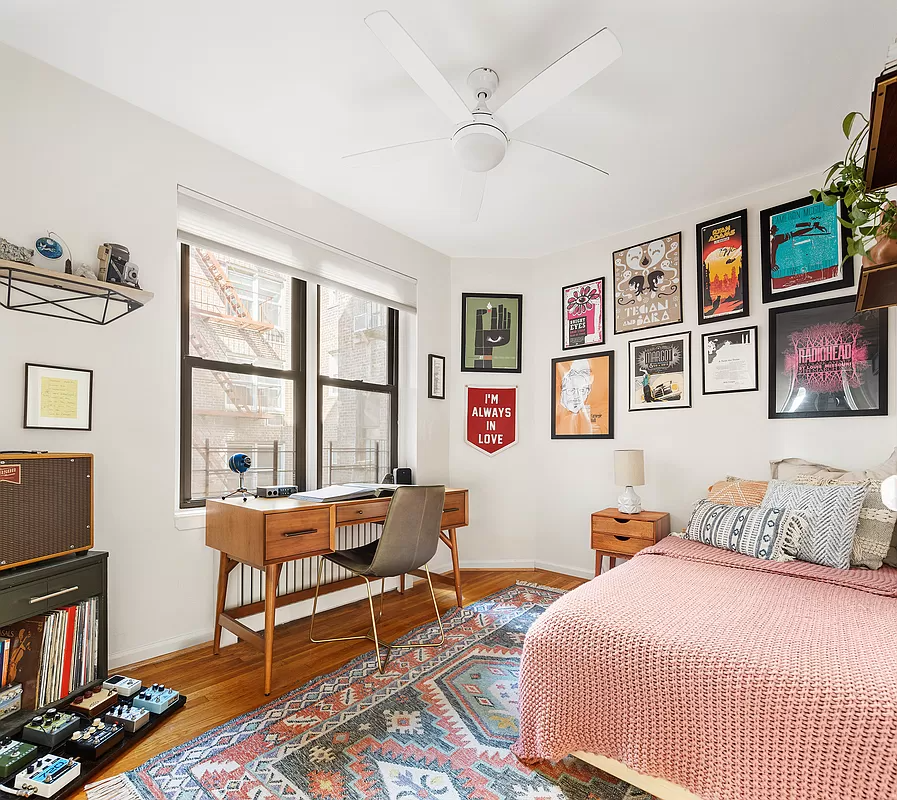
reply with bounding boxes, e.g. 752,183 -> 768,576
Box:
533,560 -> 595,580
110,629 -> 211,669
459,558 -> 535,569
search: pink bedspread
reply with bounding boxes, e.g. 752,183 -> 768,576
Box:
513,537 -> 897,800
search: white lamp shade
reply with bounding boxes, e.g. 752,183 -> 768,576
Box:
614,450 -> 645,487
882,475 -> 897,511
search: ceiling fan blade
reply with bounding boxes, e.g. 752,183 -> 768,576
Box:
343,138 -> 449,167
460,171 -> 487,223
365,10 -> 472,125
515,140 -> 609,176
497,28 -> 622,133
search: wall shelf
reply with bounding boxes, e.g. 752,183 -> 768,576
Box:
865,70 -> 897,191
0,258 -> 153,325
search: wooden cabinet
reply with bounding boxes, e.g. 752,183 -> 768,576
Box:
591,509 -> 670,576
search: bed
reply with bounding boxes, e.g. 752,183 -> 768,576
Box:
513,536 -> 897,800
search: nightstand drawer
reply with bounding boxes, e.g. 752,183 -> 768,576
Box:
592,515 -> 655,540
591,531 -> 653,556
265,509 -> 333,562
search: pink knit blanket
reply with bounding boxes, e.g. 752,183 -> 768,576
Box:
514,537 -> 897,800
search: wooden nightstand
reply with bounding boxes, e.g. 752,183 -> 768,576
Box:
591,508 -> 671,576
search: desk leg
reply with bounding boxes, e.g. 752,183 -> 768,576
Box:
264,563 -> 283,696
398,574 -> 405,594
448,528 -> 463,608
213,553 -> 238,656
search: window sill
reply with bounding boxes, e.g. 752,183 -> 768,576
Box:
174,508 -> 206,531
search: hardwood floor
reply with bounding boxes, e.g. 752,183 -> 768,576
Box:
76,568 -> 584,797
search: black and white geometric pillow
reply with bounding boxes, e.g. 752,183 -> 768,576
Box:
683,501 -> 806,561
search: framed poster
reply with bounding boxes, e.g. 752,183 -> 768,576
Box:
551,351 -> 614,439
460,293 -> 523,373
702,325 -> 759,395
466,386 -> 517,455
768,296 -> 887,419
629,332 -> 691,411
562,278 -> 605,350
613,232 -> 682,335
696,209 -> 749,324
24,363 -> 93,430
760,196 -> 852,304
427,354 -> 445,399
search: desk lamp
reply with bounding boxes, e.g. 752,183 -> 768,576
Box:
614,449 -> 645,515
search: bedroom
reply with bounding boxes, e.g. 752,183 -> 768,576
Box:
0,2 -> 895,799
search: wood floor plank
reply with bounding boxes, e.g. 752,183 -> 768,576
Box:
72,569 -> 584,798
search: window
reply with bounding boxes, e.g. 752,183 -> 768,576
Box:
180,243 -> 305,507
318,286 -> 398,487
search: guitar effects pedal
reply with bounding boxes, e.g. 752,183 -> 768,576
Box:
22,709 -> 80,747
105,703 -> 150,733
132,684 -> 179,714
0,738 -> 38,779
69,687 -> 118,718
67,720 -> 125,760
102,674 -> 142,698
13,754 -> 80,798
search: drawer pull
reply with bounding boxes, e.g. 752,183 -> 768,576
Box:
356,509 -> 365,515
613,535 -> 631,542
444,507 -> 460,513
283,529 -> 317,538
30,586 -> 78,604
613,518 -> 631,525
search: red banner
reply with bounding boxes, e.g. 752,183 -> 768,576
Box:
466,386 -> 517,456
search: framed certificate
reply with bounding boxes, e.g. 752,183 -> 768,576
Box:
702,326 -> 759,395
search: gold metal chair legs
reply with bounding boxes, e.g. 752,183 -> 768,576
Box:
309,559 -> 446,674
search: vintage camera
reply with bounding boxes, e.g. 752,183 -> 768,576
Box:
98,243 -> 141,289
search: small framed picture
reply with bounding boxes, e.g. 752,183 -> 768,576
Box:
428,354 -> 445,399
24,363 -> 93,430
696,209 -> 750,325
562,278 -> 605,350
759,196 -> 852,304
702,326 -> 759,395
628,331 -> 691,411
551,351 -> 614,439
460,293 -> 523,373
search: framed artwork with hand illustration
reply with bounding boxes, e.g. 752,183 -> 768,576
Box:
461,293 -> 523,372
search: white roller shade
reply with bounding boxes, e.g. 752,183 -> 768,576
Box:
177,187 -> 417,313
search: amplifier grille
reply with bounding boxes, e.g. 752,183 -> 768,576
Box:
0,456 -> 92,567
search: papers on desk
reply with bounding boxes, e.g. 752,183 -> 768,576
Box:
289,485 -> 376,502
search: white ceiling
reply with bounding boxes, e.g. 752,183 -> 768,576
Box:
2,1 -> 895,258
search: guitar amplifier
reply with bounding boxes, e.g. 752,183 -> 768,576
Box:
0,453 -> 93,571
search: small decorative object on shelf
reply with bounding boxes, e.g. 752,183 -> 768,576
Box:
34,232 -> 72,274
591,508 -> 670,576
98,243 -> 141,289
0,238 -> 33,264
614,449 -> 644,513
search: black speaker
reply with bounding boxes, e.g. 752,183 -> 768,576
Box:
393,467 -> 413,485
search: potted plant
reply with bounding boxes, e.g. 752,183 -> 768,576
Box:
812,111 -> 897,266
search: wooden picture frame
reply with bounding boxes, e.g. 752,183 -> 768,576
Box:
427,354 -> 445,399
24,363 -> 93,431
701,325 -> 759,395
460,293 -> 523,373
696,209 -> 750,325
628,331 -> 692,411
562,278 -> 605,350
550,351 -> 615,439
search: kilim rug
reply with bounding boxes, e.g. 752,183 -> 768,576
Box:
87,582 -> 652,800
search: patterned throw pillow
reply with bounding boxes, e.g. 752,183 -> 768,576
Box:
794,475 -> 895,570
759,480 -> 867,570
683,501 -> 805,561
707,478 -> 768,507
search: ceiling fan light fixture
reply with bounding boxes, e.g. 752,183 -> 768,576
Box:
452,118 -> 508,172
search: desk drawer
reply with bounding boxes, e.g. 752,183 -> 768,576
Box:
336,499 -> 390,525
47,565 -> 104,605
265,509 -> 333,562
0,580 -> 49,621
442,492 -> 467,528
590,531 -> 653,556
591,515 -> 655,541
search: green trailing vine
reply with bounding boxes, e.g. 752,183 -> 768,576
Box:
811,111 -> 897,260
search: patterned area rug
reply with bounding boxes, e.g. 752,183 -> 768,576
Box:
87,582 -> 652,800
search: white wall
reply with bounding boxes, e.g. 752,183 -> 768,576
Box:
451,173 -> 897,578
0,44 -> 451,665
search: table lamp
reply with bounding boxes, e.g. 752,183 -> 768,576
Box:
614,449 -> 645,514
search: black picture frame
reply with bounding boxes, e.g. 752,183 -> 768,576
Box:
701,325 -> 759,395
759,196 -> 853,304
768,296 -> 887,419
628,331 -> 692,411
550,351 -> 615,440
427,354 -> 445,400
612,232 -> 683,335
695,209 -> 750,325
562,277 -> 605,350
23,363 -> 94,431
460,292 -> 523,373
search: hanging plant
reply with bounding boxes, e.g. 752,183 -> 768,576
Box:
811,111 -> 897,265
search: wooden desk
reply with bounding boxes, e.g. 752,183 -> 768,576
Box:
205,489 -> 469,693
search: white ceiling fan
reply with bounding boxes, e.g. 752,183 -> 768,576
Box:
345,11 -> 622,222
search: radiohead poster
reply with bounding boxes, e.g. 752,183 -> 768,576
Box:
629,331 -> 691,411
613,232 -> 682,334
696,210 -> 749,325
768,297 -> 887,419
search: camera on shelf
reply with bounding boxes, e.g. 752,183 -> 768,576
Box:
97,243 -> 141,290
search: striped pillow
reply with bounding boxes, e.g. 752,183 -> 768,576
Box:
684,501 -> 805,561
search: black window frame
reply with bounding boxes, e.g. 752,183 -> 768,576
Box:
179,242 -> 307,508
316,286 -> 399,488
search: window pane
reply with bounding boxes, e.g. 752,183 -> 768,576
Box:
320,387 -> 391,486
189,368 -> 295,501
318,286 -> 389,383
188,247 -> 292,369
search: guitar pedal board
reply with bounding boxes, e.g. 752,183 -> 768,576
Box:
67,720 -> 125,760
13,754 -> 80,798
22,709 -> 80,747
132,684 -> 179,714
102,675 -> 142,698
0,738 -> 38,779
105,703 -> 150,733
68,687 -> 118,718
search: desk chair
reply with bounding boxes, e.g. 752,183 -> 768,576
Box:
309,485 -> 447,673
